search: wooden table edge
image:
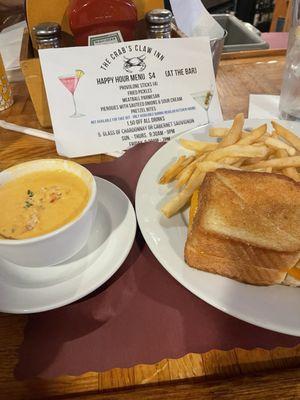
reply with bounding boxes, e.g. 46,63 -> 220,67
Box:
52,366 -> 300,399
221,48 -> 286,60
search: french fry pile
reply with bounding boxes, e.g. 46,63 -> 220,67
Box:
160,113 -> 300,218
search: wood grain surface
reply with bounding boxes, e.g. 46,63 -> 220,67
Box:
1,53 -> 300,400
66,367 -> 300,400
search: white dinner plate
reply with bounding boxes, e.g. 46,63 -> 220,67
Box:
0,177 -> 136,314
136,118 -> 300,336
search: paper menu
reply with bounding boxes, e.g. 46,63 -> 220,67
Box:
39,37 -> 222,157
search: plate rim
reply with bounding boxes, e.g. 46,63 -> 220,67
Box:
136,118 -> 300,337
0,177 -> 136,314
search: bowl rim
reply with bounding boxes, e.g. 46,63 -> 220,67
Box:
0,158 -> 97,245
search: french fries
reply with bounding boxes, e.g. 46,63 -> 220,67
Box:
265,137 -> 296,156
161,169 -> 206,218
218,113 -> 244,147
209,127 -> 229,137
159,155 -> 195,184
276,149 -> 300,181
237,124 -> 267,145
159,115 -> 300,218
176,155 -> 206,188
205,144 -> 268,162
232,157 -> 247,167
282,168 -> 300,182
179,139 -> 218,153
195,161 -> 241,173
272,121 -> 300,151
246,156 -> 300,171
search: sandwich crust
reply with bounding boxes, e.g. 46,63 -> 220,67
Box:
185,169 -> 300,286
197,169 -> 300,252
185,228 -> 300,286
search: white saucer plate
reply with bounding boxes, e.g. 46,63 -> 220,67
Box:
136,118 -> 300,336
0,177 -> 136,313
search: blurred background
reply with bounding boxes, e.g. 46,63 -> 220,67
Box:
0,0 -> 293,117
165,0 -> 290,33
0,0 -> 293,33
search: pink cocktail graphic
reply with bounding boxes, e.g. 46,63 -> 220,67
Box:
58,69 -> 85,117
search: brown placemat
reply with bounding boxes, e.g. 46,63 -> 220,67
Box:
15,143 -> 300,379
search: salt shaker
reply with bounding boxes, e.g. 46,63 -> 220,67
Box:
33,22 -> 61,49
145,9 -> 173,39
279,0 -> 300,120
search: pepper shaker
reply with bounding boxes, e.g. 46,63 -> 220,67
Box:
33,22 -> 62,49
145,9 -> 173,39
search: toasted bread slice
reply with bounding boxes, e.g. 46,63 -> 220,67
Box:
197,169 -> 300,252
185,227 -> 300,286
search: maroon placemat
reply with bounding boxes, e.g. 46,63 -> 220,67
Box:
15,143 -> 300,380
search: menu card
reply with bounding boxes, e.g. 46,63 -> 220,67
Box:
39,38 -> 222,157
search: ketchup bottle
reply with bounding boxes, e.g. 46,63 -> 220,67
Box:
68,0 -> 138,46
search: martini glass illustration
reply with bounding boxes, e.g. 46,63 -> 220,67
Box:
59,69 -> 85,117
191,86 -> 214,125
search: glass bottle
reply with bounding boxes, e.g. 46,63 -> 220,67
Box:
279,1 -> 300,121
279,27 -> 300,120
68,0 -> 138,46
287,0 -> 300,49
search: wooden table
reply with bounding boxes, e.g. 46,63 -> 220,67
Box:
1,50 -> 300,400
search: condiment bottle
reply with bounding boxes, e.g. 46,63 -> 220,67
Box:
68,0 -> 138,46
145,9 -> 173,39
33,22 -> 62,49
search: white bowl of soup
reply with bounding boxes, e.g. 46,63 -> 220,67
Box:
0,159 -> 97,267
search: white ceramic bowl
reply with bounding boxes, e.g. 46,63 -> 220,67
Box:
0,159 -> 97,267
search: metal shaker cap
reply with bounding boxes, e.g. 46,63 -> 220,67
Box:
146,9 -> 173,25
146,9 -> 173,38
33,22 -> 61,38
